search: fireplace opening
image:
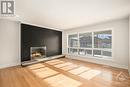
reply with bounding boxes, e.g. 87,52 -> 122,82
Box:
30,46 -> 46,60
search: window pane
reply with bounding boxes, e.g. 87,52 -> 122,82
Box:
68,34 -> 78,47
69,48 -> 78,54
93,50 -> 101,57
102,51 -> 112,57
94,30 -> 112,48
79,49 -> 85,55
79,49 -> 92,56
79,33 -> 92,48
85,49 -> 92,55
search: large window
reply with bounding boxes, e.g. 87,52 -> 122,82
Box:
68,30 -> 112,58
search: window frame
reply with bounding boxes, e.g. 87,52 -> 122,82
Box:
67,33 -> 79,56
93,30 -> 112,58
79,32 -> 93,56
67,29 -> 113,59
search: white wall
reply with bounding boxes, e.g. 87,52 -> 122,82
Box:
63,18 -> 129,69
0,19 -> 21,69
129,16 -> 130,74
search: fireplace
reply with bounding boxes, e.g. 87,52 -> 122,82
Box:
30,46 -> 46,60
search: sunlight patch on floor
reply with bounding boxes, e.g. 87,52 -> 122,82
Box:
99,71 -> 112,81
69,66 -> 90,75
54,62 -> 73,68
60,64 -> 79,71
78,70 -> 101,80
32,67 -> 59,78
43,74 -> 82,87
27,63 -> 45,69
28,60 -> 101,81
46,60 -> 65,65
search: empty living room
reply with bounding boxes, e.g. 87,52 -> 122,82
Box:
0,0 -> 130,87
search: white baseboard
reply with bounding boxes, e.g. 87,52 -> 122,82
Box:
66,55 -> 128,69
129,68 -> 130,75
0,62 -> 20,69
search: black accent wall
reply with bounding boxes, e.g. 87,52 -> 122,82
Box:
21,24 -> 62,62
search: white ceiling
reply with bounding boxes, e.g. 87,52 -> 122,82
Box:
15,0 -> 130,30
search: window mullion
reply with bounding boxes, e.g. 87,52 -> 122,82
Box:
92,32 -> 94,56
78,33 -> 80,54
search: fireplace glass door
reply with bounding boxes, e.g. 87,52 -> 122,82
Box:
30,46 -> 46,59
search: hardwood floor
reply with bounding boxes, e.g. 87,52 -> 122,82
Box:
0,58 -> 130,87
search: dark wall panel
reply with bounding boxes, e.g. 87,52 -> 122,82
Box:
21,24 -> 62,61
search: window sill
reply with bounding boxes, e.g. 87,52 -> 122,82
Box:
67,53 -> 113,61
